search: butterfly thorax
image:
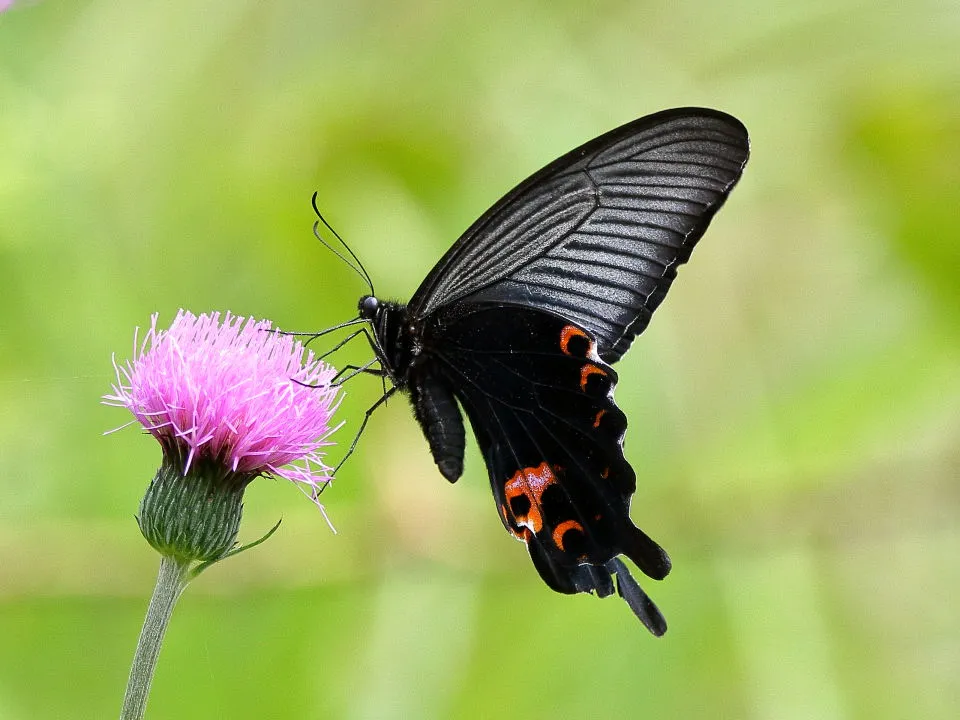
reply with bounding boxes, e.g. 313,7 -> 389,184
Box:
358,295 -> 424,387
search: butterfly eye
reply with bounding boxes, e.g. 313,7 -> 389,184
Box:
358,295 -> 380,318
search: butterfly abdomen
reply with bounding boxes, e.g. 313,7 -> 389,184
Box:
410,369 -> 465,483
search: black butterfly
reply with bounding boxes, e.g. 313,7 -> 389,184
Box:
338,107 -> 749,635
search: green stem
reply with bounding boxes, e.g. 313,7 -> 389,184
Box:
120,555 -> 190,720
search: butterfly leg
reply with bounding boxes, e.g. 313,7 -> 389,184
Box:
328,384 -> 400,479
309,324 -> 392,389
290,358 -> 383,393
312,324 -> 386,365
331,358 -> 386,386
279,317 -> 367,345
311,328 -> 368,359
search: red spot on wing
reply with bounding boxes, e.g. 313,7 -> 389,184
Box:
559,325 -> 591,356
503,462 -> 557,534
580,364 -> 608,392
593,409 -> 606,428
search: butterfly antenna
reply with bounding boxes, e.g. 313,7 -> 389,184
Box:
311,220 -> 364,286
311,192 -> 376,296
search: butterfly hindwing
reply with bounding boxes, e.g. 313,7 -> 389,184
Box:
417,302 -> 670,632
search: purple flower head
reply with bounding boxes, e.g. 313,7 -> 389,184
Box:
105,310 -> 342,521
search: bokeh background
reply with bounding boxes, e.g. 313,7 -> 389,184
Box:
2,1 -> 958,718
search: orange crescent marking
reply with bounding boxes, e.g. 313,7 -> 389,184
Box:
593,409 -> 606,428
560,325 -> 590,356
580,364 -> 608,392
600,467 -> 610,479
552,519 -> 584,552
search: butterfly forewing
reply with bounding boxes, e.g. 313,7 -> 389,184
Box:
408,108 -> 749,362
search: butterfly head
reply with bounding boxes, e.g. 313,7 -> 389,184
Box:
357,294 -> 415,382
358,294 -> 381,320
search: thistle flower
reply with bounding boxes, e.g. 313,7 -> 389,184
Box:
105,309 -> 342,555
107,310 -> 342,719
108,311 -> 341,517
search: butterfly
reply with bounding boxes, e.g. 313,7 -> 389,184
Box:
339,107 -> 749,635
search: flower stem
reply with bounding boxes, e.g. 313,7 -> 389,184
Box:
120,555 -> 190,720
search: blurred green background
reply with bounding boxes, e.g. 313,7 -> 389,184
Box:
2,1 -> 958,718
